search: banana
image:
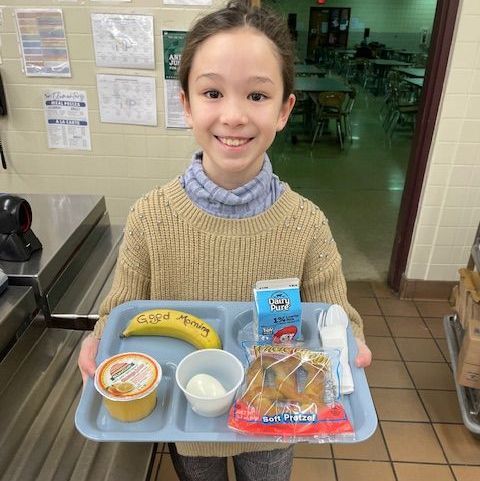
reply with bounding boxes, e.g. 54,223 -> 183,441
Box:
120,309 -> 222,349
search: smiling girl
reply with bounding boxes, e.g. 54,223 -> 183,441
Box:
78,2 -> 371,480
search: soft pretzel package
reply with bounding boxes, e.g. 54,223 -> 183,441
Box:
227,344 -> 354,442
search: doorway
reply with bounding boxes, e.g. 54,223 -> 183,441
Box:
264,0 -> 459,289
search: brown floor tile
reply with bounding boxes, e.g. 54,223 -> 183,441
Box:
163,443 -> 170,453
291,458 -> 335,481
436,339 -> 451,362
371,282 -> 397,298
418,390 -> 463,423
433,423 -> 480,464
395,338 -> 444,362
155,454 -> 180,481
386,316 -> 431,338
366,336 -> 401,360
149,452 -> 162,481
415,301 -> 454,318
423,317 -> 447,338
335,460 -> 395,481
350,297 -> 381,315
157,443 -> 165,453
363,315 -> 391,337
294,443 -> 332,458
452,465 -> 480,481
378,298 -> 419,317
381,421 -> 446,463
394,462 -> 454,481
332,426 -> 389,461
347,281 -> 375,298
406,362 -> 455,390
366,360 -> 414,388
371,388 -> 428,422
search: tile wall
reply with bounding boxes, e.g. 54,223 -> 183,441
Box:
407,0 -> 480,281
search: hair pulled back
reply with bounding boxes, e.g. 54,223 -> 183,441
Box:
178,0 -> 295,102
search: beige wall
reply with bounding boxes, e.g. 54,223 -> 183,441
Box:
407,0 -> 480,281
0,0 -> 224,224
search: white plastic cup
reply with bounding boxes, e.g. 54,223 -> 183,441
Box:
175,349 -> 244,417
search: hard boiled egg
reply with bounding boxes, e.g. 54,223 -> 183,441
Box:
186,373 -> 227,398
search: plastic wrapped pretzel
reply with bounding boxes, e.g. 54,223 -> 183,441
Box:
228,345 -> 354,442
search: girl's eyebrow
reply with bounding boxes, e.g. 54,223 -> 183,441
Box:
195,72 -> 273,84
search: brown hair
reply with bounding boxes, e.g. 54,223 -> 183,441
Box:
178,0 -> 294,102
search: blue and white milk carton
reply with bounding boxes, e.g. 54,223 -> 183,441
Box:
253,278 -> 302,345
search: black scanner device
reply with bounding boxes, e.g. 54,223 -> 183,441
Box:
0,195 -> 42,261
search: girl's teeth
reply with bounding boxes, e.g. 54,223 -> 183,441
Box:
219,137 -> 249,147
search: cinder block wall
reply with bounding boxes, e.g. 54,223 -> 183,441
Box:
407,0 -> 480,281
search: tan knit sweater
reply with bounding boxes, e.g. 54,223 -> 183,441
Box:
94,178 -> 364,457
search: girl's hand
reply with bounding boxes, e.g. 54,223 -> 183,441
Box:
78,333 -> 99,386
355,338 -> 372,368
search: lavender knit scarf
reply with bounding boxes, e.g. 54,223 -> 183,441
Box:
180,152 -> 284,219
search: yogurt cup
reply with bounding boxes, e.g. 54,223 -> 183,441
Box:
94,352 -> 162,422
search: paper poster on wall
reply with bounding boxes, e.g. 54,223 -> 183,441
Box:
91,13 -> 155,69
44,90 -> 91,150
163,0 -> 211,5
162,30 -> 187,129
97,74 -> 157,126
15,9 -> 71,77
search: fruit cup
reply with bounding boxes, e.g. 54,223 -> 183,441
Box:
176,349 -> 244,417
94,352 -> 162,422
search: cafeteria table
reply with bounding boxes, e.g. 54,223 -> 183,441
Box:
393,67 -> 425,78
371,59 -> 411,94
295,64 -> 326,77
405,77 -> 424,88
294,76 -> 353,93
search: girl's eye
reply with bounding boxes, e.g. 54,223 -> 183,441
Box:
249,92 -> 267,102
205,90 -> 221,99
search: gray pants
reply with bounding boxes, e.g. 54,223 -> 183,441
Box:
168,444 -> 294,481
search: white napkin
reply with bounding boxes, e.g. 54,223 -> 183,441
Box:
318,306 -> 354,395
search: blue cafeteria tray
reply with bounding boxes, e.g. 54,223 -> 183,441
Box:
75,300 -> 377,443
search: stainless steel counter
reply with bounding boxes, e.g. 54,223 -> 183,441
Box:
0,194 -> 119,319
0,286 -> 37,354
0,194 -> 106,299
0,194 -> 153,481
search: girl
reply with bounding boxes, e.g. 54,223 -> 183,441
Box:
78,2 -> 372,480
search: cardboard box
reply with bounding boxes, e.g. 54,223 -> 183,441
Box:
456,269 -> 480,328
457,315 -> 480,389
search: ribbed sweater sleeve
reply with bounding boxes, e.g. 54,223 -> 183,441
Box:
93,199 -> 151,338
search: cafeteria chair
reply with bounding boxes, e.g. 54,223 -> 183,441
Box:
287,90 -> 312,144
311,91 -> 348,149
384,84 -> 418,143
342,88 -> 357,143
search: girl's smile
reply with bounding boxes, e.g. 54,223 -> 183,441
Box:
180,27 -> 295,190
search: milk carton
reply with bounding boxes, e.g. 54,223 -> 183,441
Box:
253,278 -> 302,344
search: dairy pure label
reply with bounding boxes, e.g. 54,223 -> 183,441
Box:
253,278 -> 302,344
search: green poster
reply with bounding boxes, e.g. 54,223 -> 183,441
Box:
163,30 -> 186,80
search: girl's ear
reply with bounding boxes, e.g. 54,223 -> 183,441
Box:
180,90 -> 193,128
276,94 -> 296,132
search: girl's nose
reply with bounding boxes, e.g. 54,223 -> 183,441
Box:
219,99 -> 248,127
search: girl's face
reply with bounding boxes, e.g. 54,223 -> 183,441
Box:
181,28 -> 295,190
